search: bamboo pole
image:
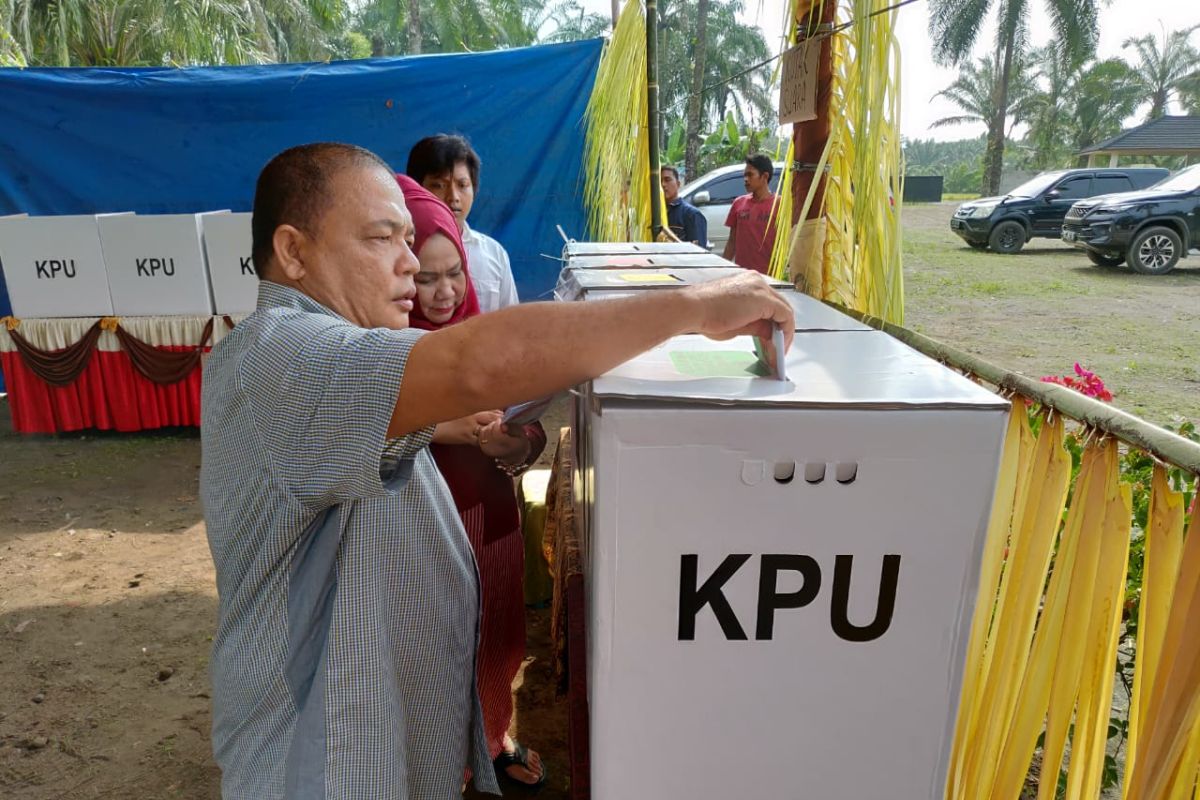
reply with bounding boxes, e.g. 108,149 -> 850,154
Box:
832,303 -> 1200,476
646,0 -> 663,237
791,0 -> 836,224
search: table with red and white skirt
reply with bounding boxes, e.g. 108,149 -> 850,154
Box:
0,314 -> 241,434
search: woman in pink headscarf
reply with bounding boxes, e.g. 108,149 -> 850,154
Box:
397,174 -> 547,790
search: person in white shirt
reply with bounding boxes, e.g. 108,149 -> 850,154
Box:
406,135 -> 519,314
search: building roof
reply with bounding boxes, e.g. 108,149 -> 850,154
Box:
1080,116 -> 1200,155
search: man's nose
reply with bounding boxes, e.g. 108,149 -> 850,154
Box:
397,246 -> 419,276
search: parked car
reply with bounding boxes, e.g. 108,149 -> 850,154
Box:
1062,164 -> 1200,275
679,162 -> 785,253
950,167 -> 1169,253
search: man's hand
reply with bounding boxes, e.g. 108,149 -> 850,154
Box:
685,271 -> 795,372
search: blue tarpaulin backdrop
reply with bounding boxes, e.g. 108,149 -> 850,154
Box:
0,39 -> 601,318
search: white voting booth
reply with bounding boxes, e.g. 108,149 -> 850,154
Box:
0,214 -> 115,317
200,212 -> 258,314
98,213 -> 215,316
564,254 -> 1008,799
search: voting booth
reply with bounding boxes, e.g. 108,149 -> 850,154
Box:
98,213 -> 215,316
200,212 -> 258,314
560,252 -> 1009,800
0,214 -> 115,317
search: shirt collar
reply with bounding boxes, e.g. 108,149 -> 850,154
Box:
460,220 -> 478,244
257,281 -> 347,321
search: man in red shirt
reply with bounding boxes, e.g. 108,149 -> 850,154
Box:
722,154 -> 778,273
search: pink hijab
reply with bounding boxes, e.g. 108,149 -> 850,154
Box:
395,173 -> 480,330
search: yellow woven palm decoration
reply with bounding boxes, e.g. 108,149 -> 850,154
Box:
776,0 -> 904,323
583,0 -> 654,242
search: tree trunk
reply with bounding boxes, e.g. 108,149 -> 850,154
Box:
982,31 -> 1015,196
408,0 -> 422,54
684,0 -> 710,181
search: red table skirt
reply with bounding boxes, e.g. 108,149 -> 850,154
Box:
1,346 -> 204,434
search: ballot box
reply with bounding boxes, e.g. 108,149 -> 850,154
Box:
556,266 -> 788,301
572,331 -> 1008,800
200,212 -> 258,314
562,241 -> 708,259
564,252 -> 736,271
0,214 -> 115,317
99,213 -> 215,316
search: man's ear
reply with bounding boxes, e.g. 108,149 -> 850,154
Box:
272,224 -> 307,281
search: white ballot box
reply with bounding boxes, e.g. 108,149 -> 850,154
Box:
200,212 -> 257,314
556,266 -> 788,301
0,214 -> 115,317
573,331 -> 1008,800
562,241 -> 709,259
564,251 -> 736,271
99,213 -> 215,316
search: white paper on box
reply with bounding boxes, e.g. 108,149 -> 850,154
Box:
0,214 -> 116,317
576,331 -> 1009,800
99,214 -> 215,316
201,212 -> 258,314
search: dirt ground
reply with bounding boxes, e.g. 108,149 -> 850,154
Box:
2,203 -> 1197,799
0,401 -> 572,800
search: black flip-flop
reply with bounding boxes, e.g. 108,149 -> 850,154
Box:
493,741 -> 547,793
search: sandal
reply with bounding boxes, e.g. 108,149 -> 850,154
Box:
493,741 -> 547,793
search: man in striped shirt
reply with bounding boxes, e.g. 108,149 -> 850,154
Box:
200,142 -> 794,799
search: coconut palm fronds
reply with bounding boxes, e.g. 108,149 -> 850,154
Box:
787,0 -> 904,323
583,0 -> 654,242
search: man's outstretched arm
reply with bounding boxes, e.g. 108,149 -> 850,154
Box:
390,272 -> 793,437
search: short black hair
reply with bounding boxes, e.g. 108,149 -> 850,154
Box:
661,165 -> 680,182
251,142 -> 391,279
406,134 -> 482,190
746,154 -> 774,180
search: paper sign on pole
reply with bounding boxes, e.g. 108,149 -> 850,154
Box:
779,40 -> 820,125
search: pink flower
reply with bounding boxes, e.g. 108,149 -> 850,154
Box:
1041,364 -> 1112,402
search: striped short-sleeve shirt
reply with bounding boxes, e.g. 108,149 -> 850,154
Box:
200,282 -> 498,799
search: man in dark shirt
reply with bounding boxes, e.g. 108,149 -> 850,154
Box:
661,165 -> 708,247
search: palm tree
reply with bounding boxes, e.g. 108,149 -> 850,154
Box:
928,0 -> 1100,195
3,0 -> 344,66
932,56 -> 1035,138
656,0 -> 773,163
684,0 -> 710,182
1066,59 -> 1144,156
1122,25 -> 1200,121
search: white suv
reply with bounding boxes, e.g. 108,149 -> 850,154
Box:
679,161 -> 785,253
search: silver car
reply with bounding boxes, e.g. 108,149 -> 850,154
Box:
679,161 -> 785,253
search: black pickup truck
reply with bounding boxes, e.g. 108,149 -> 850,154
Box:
950,168 -> 1168,253
1061,165 -> 1200,274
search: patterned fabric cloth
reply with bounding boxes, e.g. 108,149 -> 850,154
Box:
200,281 -> 498,799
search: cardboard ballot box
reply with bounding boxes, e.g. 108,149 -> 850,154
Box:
556,266 -> 788,301
562,241 -> 708,259
200,212 -> 258,314
99,214 -> 215,316
564,251 -> 736,271
0,214 -> 115,317
777,289 -> 873,332
573,331 -> 1008,800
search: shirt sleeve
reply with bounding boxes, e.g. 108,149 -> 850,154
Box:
495,244 -> 520,308
239,317 -> 433,510
691,207 -> 709,248
724,197 -> 740,229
